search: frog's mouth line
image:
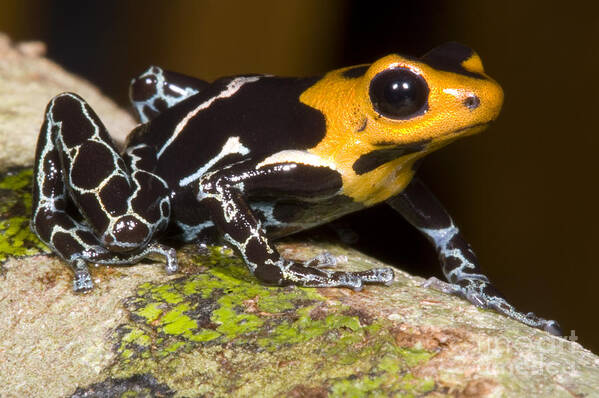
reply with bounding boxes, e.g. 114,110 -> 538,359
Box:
371,121 -> 491,149
448,121 -> 492,136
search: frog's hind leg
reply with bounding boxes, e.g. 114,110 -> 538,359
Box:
129,66 -> 209,123
387,177 -> 562,336
31,93 -> 177,291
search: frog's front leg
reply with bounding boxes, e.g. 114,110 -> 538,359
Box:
387,177 -> 561,335
194,158 -> 394,290
31,93 -> 177,291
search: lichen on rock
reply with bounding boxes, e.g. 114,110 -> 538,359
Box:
108,247 -> 437,396
0,167 -> 49,266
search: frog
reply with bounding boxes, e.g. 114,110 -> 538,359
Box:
30,42 -> 561,335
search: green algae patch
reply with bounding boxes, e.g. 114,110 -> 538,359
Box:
399,347 -> 435,367
0,167 -> 49,264
328,350 -> 436,397
115,251 -> 324,362
110,247 -> 439,396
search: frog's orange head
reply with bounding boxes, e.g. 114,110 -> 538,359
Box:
358,42 -> 503,147
302,42 -> 504,205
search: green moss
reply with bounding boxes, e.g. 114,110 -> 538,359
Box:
120,254 -> 326,361
329,352 -> 437,397
120,349 -> 134,359
161,303 -> 198,336
149,284 -> 184,305
164,341 -> 185,353
398,347 -> 435,367
188,329 -> 221,342
0,168 -> 50,264
135,302 -> 163,322
0,168 -> 34,190
116,325 -> 153,361
256,292 -> 296,313
111,246 -> 439,396
213,301 -> 264,339
255,307 -> 368,352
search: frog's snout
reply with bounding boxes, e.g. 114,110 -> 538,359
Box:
422,42 -> 504,121
477,79 -> 504,122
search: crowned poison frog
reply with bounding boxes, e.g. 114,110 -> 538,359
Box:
31,42 -> 561,335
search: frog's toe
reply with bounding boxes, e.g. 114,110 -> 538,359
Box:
525,313 -> 563,336
422,276 -> 457,293
304,252 -> 340,268
336,273 -> 363,291
143,243 -> 179,274
72,259 -> 93,293
280,262 -> 395,290
323,267 -> 394,290
354,267 -> 395,286
543,320 -> 563,336
162,247 -> 179,274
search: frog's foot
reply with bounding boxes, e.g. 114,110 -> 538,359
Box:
423,277 -> 562,336
66,241 -> 179,292
72,259 -> 93,293
142,243 -> 179,274
280,261 -> 394,291
302,252 -> 340,269
90,242 -> 179,273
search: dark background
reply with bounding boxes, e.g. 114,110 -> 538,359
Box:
2,1 -> 598,352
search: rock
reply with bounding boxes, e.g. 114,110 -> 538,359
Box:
0,33 -> 598,398
0,33 -> 135,169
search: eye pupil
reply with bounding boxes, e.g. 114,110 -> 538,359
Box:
369,69 -> 429,119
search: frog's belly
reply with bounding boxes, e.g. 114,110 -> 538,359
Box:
251,195 -> 363,239
168,193 -> 362,243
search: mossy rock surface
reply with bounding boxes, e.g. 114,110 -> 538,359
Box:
0,168 -> 50,267
1,167 -> 598,398
1,34 -> 599,398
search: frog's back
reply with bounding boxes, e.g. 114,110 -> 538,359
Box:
130,75 -> 327,186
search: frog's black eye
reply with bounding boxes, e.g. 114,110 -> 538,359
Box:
369,68 -> 429,120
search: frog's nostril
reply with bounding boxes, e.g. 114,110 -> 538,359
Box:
464,95 -> 480,110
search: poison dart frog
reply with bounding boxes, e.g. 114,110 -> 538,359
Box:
31,42 -> 561,335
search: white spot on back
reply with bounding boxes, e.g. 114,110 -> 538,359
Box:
179,136 -> 250,186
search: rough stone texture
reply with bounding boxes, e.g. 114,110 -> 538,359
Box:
0,33 -> 135,169
0,34 -> 598,398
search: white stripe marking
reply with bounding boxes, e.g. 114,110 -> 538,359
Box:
157,76 -> 261,158
256,150 -> 337,170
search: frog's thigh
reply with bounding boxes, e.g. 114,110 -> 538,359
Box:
129,66 -> 209,123
38,93 -> 169,253
32,113 -> 109,263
